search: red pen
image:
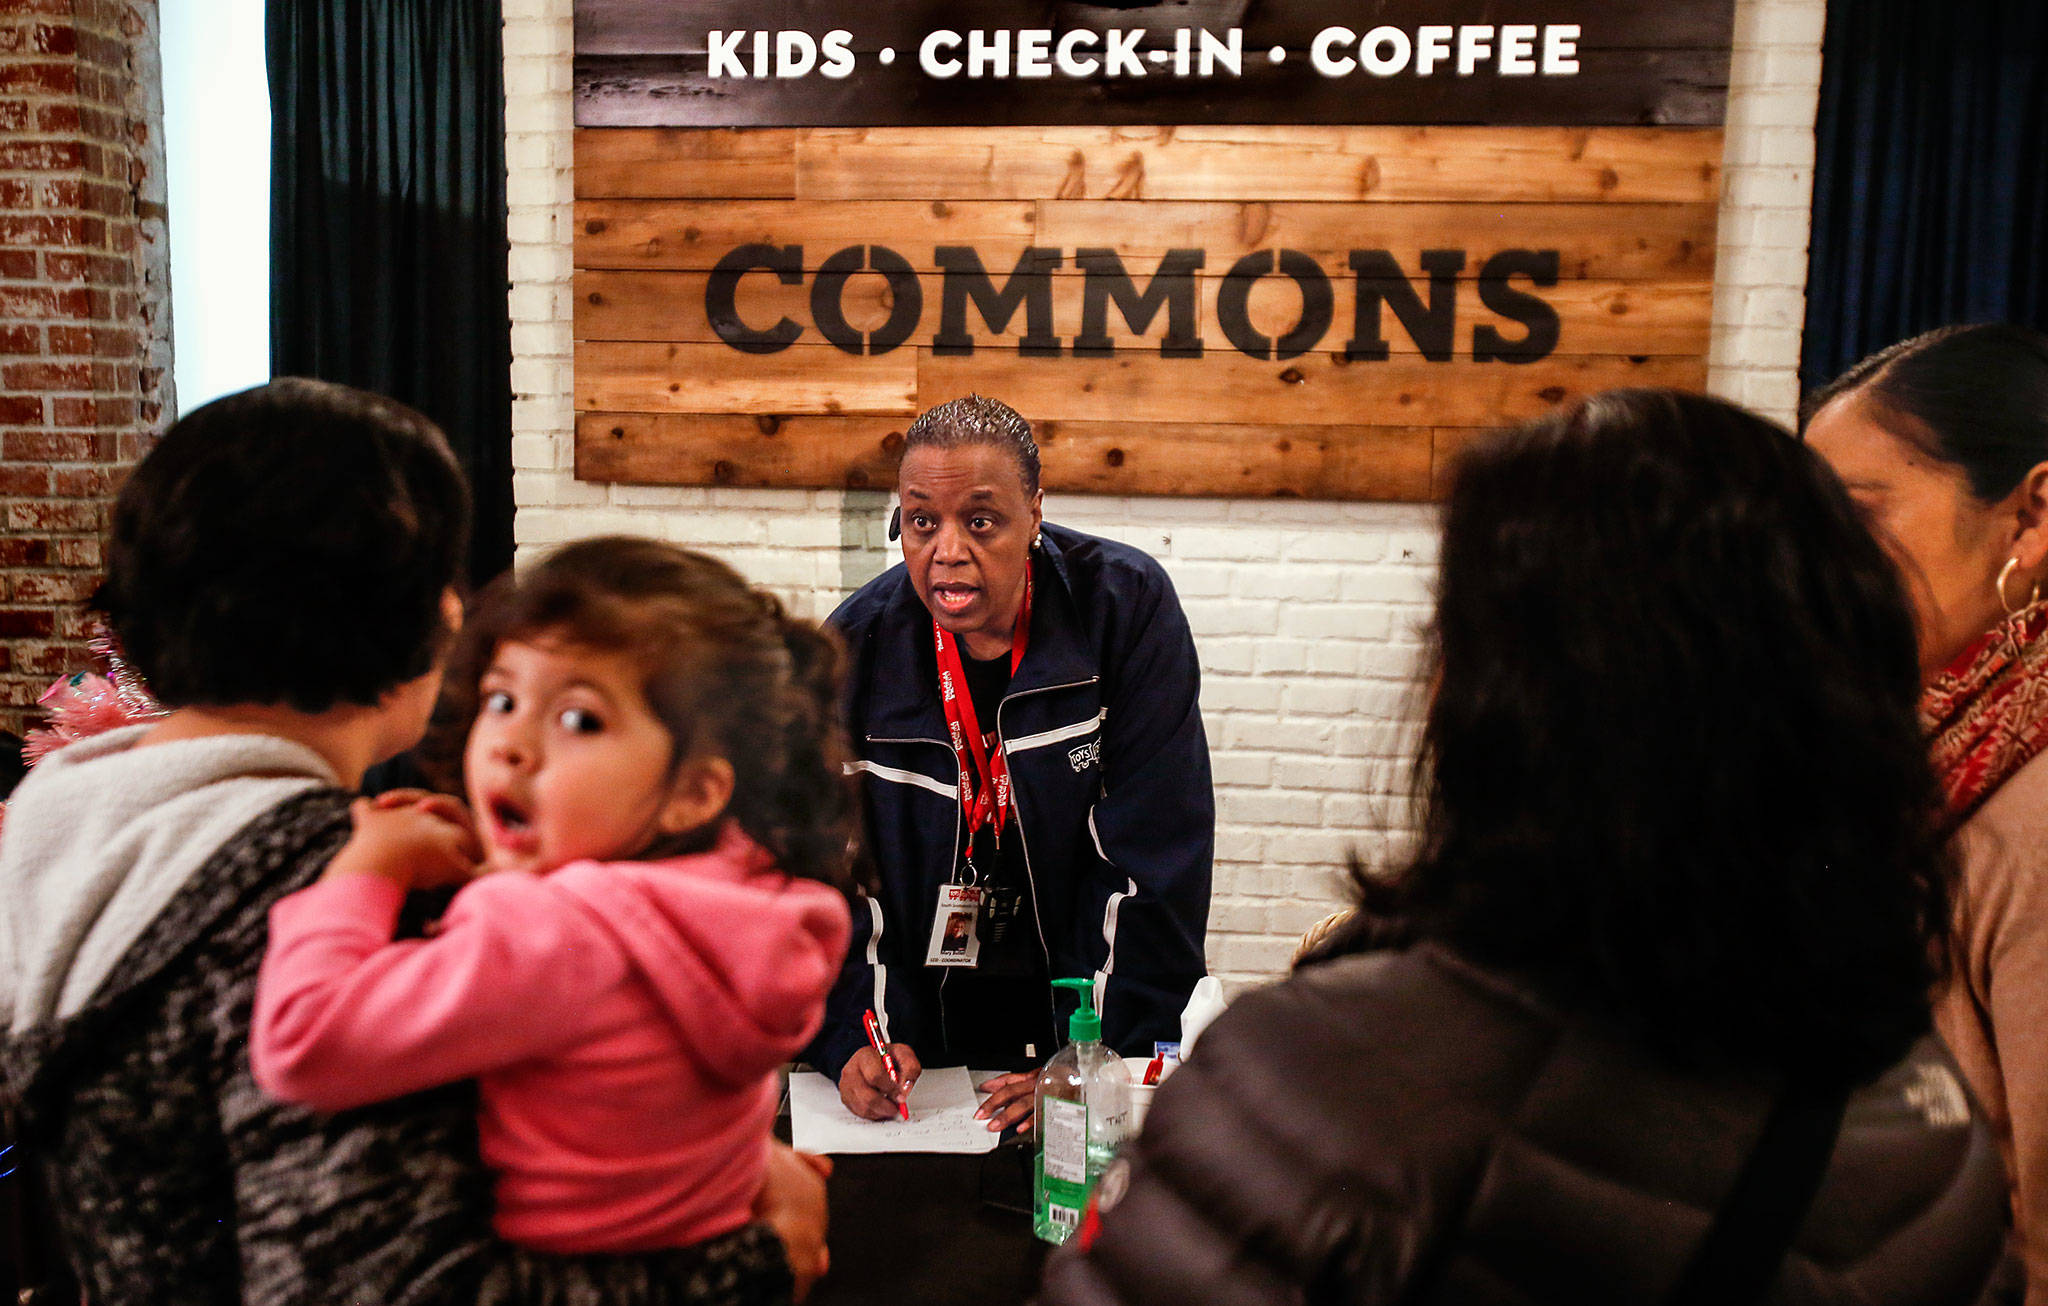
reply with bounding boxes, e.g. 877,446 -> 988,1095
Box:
863,1008 -> 910,1121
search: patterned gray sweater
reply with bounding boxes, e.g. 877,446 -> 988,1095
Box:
2,789 -> 791,1306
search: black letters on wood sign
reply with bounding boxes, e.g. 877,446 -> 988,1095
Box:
697,243 -> 1570,362
707,243 -> 804,353
811,245 -> 923,355
934,247 -> 1063,357
1074,249 -> 1206,359
1346,250 -> 1464,364
1474,249 -> 1562,363
1218,250 -> 1333,362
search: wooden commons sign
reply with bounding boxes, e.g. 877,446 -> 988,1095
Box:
571,2 -> 1734,501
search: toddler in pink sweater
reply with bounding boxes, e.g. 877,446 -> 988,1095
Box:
253,538 -> 856,1258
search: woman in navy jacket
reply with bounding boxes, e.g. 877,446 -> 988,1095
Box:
812,395 -> 1214,1132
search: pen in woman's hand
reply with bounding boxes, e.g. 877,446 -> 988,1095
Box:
862,1008 -> 910,1121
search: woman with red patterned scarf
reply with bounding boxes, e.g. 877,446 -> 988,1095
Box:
1809,323 -> 2048,1304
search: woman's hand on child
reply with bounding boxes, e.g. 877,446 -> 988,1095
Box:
838,1043 -> 921,1120
756,1141 -> 831,1299
323,794 -> 482,890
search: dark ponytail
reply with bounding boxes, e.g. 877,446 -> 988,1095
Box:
1805,322 -> 2048,503
734,592 -> 864,895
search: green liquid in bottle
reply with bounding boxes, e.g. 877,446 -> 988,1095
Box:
1032,1021 -> 1130,1244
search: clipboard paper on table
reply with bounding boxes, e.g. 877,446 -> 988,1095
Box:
789,1066 -> 1001,1155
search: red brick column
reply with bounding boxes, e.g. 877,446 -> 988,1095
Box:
0,0 -> 167,737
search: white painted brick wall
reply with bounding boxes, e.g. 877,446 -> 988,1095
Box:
503,0 -> 1824,990
1708,0 -> 1825,425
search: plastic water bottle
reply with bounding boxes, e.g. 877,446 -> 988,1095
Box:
1033,977 -> 1131,1245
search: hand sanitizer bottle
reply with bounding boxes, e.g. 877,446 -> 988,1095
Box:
1033,977 -> 1131,1245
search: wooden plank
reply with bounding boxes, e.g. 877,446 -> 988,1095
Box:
572,198 -> 1717,282
575,411 -> 1439,501
575,268 -> 1712,356
575,128 -> 798,198
575,341 -> 918,414
1033,420 -> 1435,500
578,412 -> 911,489
792,126 -> 1723,203
575,198 -> 1038,269
916,348 -> 1706,427
1243,5 -> 1735,51
1032,200 -> 1717,282
574,48 -> 1730,130
575,2 -> 1736,57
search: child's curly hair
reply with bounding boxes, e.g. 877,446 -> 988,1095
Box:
435,537 -> 860,894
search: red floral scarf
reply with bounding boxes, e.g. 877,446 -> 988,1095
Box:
1922,604 -> 2048,822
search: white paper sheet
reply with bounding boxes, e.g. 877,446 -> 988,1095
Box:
788,1065 -> 1002,1155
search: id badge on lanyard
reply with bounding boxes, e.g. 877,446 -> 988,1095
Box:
926,882 -> 984,967
927,570 -> 1032,970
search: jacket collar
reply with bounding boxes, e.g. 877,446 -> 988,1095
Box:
858,525 -> 1098,744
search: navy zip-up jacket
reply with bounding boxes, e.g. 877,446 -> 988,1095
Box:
809,523 -> 1214,1080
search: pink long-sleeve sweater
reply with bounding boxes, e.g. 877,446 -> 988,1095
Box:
252,823 -> 850,1254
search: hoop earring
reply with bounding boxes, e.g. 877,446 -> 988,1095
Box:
1997,555 -> 2043,617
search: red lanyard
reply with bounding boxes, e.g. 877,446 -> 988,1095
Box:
933,570 -> 1033,869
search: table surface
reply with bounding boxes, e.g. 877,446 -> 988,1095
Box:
781,1069 -> 1052,1306
809,1145 -> 1049,1306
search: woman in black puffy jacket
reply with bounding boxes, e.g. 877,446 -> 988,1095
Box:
1043,390 -> 2008,1306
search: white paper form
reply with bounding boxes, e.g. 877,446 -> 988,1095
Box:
788,1065 -> 1002,1155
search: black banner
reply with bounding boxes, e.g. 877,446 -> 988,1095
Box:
573,1 -> 1736,129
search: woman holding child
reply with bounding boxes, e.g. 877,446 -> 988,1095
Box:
0,380 -> 836,1305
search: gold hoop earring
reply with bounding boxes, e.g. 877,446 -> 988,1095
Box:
1997,556 -> 2042,617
